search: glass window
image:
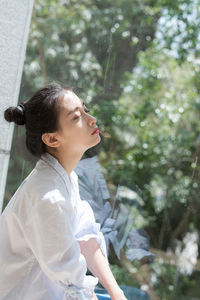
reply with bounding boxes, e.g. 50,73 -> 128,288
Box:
4,1 -> 200,299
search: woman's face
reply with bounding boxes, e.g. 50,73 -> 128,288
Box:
56,90 -> 101,153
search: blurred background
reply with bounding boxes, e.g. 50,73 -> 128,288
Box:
3,0 -> 200,299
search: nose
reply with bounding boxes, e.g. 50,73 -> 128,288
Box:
87,114 -> 96,127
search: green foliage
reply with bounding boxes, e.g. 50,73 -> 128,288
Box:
150,262 -> 200,300
4,0 -> 200,298
110,264 -> 139,287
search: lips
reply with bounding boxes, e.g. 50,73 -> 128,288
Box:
91,127 -> 99,135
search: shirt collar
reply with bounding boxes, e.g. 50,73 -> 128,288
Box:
40,152 -> 72,191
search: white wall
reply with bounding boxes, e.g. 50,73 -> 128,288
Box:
0,0 -> 34,212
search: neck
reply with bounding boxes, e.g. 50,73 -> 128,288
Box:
47,147 -> 84,175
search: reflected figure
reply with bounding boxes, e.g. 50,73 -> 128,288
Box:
76,155 -> 153,299
76,155 -> 154,263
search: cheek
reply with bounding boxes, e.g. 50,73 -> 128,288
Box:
62,125 -> 82,140
61,119 -> 87,139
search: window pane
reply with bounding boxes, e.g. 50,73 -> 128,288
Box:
4,1 -> 200,299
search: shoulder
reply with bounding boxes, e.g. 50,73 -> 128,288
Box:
3,160 -> 75,226
21,160 -> 68,205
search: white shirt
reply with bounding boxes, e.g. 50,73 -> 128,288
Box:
0,153 -> 107,300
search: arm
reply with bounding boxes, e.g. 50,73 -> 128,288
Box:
92,293 -> 99,300
79,238 -> 127,300
24,190 -> 97,298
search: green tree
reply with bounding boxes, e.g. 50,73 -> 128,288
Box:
4,0 -> 200,298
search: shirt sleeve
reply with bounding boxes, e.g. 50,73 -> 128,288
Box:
23,188 -> 97,299
75,200 -> 108,261
71,172 -> 108,261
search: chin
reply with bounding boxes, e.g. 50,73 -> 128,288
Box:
94,134 -> 101,145
87,135 -> 101,149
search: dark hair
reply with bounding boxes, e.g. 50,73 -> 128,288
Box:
4,82 -> 72,157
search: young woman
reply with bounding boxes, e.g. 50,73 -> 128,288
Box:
0,82 -> 127,300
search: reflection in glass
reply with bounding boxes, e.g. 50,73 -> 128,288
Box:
4,1 -> 200,299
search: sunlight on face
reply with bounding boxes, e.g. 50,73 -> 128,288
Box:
56,91 -> 101,153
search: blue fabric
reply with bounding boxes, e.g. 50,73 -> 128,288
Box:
96,294 -> 111,299
95,285 -> 150,300
76,157 -> 155,264
120,285 -> 150,299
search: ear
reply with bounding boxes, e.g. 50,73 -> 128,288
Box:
41,133 -> 61,148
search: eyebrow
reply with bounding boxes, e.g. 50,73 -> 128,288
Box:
66,100 -> 84,117
66,107 -> 80,116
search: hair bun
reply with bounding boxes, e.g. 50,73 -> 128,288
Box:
4,104 -> 25,125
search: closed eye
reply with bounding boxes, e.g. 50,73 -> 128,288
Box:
73,114 -> 81,120
73,103 -> 89,120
